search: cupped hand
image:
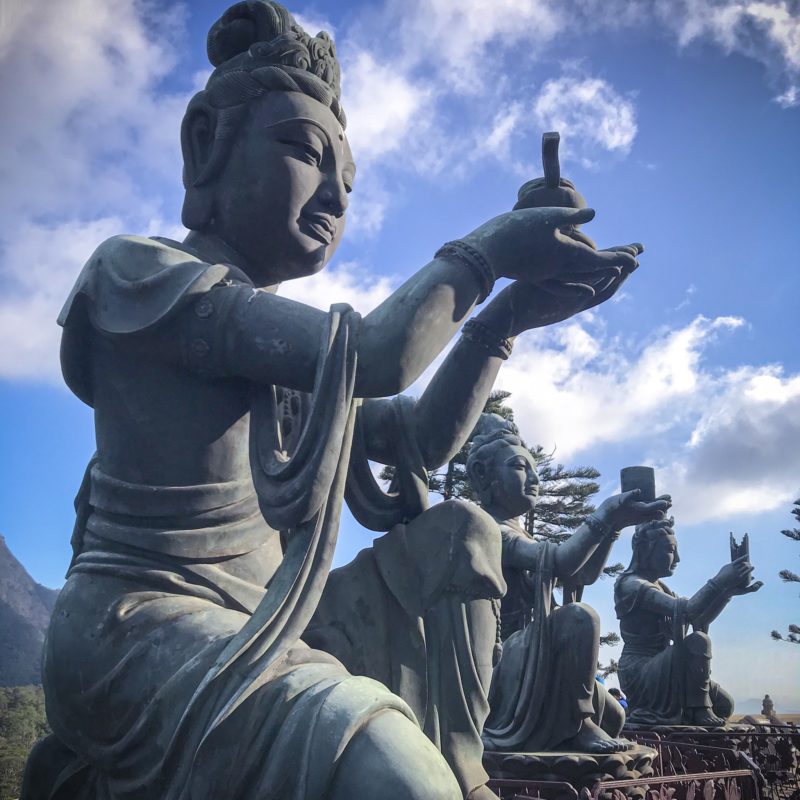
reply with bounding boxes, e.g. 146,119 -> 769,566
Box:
495,243 -> 642,335
595,491 -> 672,532
463,206 -> 640,285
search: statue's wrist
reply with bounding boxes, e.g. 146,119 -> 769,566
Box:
460,318 -> 513,360
584,513 -> 612,539
435,239 -> 496,303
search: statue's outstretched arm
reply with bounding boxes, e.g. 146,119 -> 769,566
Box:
155,258 -> 484,397
159,203 -> 636,399
552,493 -> 671,579
688,556 -> 761,628
572,534 -> 616,586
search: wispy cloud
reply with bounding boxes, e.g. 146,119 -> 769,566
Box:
533,75 -> 638,167
658,0 -> 800,107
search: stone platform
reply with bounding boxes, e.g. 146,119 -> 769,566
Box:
623,723 -> 755,736
484,743 -> 657,795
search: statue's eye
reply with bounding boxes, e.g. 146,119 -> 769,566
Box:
279,138 -> 322,166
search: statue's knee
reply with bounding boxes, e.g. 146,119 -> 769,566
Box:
330,710 -> 461,800
429,499 -> 497,538
684,631 -> 712,658
710,682 -> 734,718
551,602 -> 600,634
599,687 -> 626,737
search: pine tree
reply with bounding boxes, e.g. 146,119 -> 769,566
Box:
770,498 -> 800,645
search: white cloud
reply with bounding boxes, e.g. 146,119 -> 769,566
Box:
0,217 -> 124,381
341,50 -> 431,164
488,313 -> 800,524
387,0 -> 563,93
533,76 -> 638,166
0,0 -> 190,224
345,176 -> 392,237
292,11 -> 337,39
0,0 -> 196,382
479,101 -> 526,166
660,0 -> 800,104
278,260 -> 396,314
660,367 -> 800,522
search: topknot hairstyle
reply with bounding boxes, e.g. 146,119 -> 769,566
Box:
468,414 -> 521,460
204,1 -> 344,123
180,1 -> 345,229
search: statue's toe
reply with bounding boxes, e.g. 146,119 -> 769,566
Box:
467,784 -> 500,800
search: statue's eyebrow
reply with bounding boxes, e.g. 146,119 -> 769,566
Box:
262,116 -> 332,146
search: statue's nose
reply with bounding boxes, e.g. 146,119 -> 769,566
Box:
318,180 -> 348,215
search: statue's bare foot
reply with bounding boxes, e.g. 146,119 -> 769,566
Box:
467,784 -> 500,800
561,719 -> 632,754
684,707 -> 726,727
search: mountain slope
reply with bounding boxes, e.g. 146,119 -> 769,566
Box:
0,536 -> 59,686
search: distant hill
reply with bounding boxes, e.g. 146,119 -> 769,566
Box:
0,536 -> 59,686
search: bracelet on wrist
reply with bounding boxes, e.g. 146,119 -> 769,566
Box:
584,514 -> 612,539
461,318 -> 513,360
435,240 -> 496,303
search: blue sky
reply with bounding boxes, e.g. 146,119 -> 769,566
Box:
0,0 -> 798,707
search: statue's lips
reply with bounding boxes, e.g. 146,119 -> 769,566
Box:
300,213 -> 336,245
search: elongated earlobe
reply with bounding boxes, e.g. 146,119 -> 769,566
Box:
182,185 -> 215,231
180,103 -> 217,230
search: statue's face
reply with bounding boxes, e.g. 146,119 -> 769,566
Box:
648,533 -> 680,578
211,91 -> 355,285
487,442 -> 540,519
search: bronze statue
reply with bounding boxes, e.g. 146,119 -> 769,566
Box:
467,416 -> 670,754
24,3 -> 645,798
615,520 -> 762,727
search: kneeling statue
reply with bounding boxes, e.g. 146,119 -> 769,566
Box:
615,519 -> 762,727
468,416 -> 670,753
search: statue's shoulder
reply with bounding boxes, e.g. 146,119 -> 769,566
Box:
58,235 -> 233,334
614,573 -> 655,605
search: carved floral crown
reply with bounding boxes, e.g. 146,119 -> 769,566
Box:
202,0 -> 345,126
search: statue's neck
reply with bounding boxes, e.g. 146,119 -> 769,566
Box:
182,230 -> 280,293
482,503 -> 524,530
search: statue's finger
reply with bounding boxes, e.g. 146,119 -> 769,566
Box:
542,206 -> 596,227
560,226 -> 597,250
572,245 -> 638,273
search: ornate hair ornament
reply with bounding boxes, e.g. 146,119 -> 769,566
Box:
631,519 -> 674,551
467,414 -> 521,463
202,1 -> 344,126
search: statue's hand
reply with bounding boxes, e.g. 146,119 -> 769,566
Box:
595,491 -> 672,532
715,556 -> 757,593
731,580 -> 763,596
463,207 -> 639,285
492,244 -> 641,335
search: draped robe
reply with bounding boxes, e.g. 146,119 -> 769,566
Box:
32,235 -> 421,800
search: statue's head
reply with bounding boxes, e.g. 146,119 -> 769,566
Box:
181,1 -> 353,285
466,414 -> 539,520
628,519 -> 680,580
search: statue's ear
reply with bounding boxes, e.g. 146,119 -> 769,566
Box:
182,105 -> 216,188
468,460 -> 487,489
181,104 -> 217,230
